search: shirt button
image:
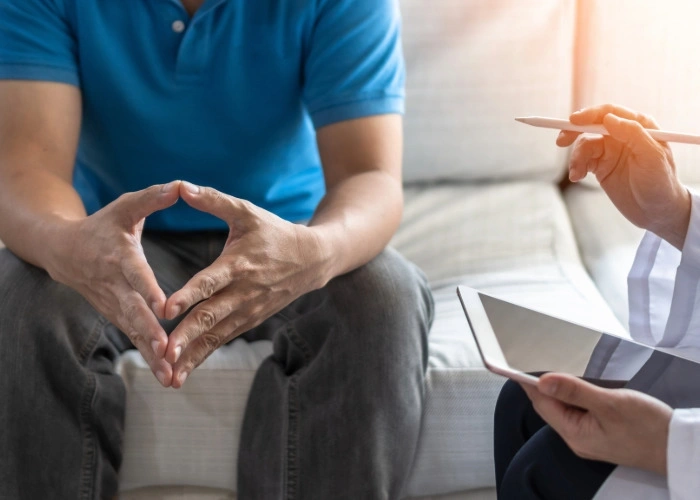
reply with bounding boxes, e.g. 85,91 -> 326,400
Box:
172,20 -> 186,33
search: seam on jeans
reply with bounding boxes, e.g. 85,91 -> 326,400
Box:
78,369 -> 98,499
77,316 -> 107,366
286,324 -> 313,365
284,322 -> 312,500
286,371 -> 300,500
77,318 -> 105,498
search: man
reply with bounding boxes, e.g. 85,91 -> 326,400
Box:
495,104 -> 698,499
0,0 -> 433,498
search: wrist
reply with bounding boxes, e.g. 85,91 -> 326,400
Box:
642,406 -> 672,476
298,225 -> 336,289
651,418 -> 671,477
38,217 -> 82,282
650,187 -> 691,251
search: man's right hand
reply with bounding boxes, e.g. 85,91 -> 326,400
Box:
45,181 -> 181,387
557,104 -> 691,250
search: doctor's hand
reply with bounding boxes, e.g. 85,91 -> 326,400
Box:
557,104 -> 691,250
47,181 -> 181,387
163,182 -> 328,388
521,372 -> 673,476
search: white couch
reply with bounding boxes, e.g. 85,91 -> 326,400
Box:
6,1 -> 700,498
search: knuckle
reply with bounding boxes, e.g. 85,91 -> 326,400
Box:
637,112 -> 657,128
210,188 -> 229,206
122,301 -> 142,322
239,199 -> 256,216
115,192 -> 132,206
572,136 -> 589,151
201,332 -> 222,351
194,308 -> 218,331
128,330 -> 144,349
197,275 -> 218,299
123,265 -> 145,288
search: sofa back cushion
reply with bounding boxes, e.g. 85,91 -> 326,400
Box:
575,0 -> 700,185
400,0 -> 576,183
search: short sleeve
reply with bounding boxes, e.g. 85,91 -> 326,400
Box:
0,0 -> 79,86
302,0 -> 405,129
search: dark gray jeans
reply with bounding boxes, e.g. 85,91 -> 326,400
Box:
0,231 -> 433,500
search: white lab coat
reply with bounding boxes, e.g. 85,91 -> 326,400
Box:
594,192 -> 700,500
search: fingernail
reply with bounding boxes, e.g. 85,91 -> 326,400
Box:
170,305 -> 181,319
182,181 -> 200,194
161,181 -> 176,193
572,109 -> 583,115
558,131 -> 566,139
156,371 -> 166,386
173,345 -> 182,363
152,301 -> 161,316
151,340 -> 160,357
179,371 -> 188,386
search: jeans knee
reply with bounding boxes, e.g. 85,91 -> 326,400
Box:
329,248 -> 432,331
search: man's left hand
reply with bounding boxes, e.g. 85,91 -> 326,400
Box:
521,372 -> 673,476
163,182 -> 329,388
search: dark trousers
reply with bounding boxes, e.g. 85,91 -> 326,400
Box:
0,232 -> 434,500
494,380 -> 616,499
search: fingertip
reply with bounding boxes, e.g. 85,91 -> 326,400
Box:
602,112 -> 618,124
556,130 -> 579,147
604,113 -> 650,147
539,377 -> 558,396
151,339 -> 161,358
181,181 -> 201,196
153,360 -> 173,387
166,344 -> 182,365
160,180 -> 179,193
538,372 -> 572,394
569,109 -> 587,124
603,112 -> 631,133
158,182 -> 181,206
151,298 -> 166,319
556,131 -> 567,146
569,164 -> 585,183
169,369 -> 188,389
167,303 -> 182,320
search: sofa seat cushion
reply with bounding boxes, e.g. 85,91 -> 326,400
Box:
118,182 -> 624,497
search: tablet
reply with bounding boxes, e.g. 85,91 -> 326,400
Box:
457,285 -> 700,408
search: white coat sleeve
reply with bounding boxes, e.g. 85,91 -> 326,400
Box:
627,191 -> 700,350
668,409 -> 700,500
626,191 -> 700,499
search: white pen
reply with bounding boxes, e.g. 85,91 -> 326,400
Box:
516,116 -> 700,146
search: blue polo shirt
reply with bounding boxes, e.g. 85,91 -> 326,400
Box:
0,0 -> 405,230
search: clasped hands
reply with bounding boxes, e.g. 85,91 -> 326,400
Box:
48,180 -> 325,388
